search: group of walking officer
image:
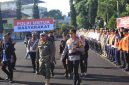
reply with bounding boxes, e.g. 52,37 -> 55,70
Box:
60,29 -> 89,85
26,31 -> 55,85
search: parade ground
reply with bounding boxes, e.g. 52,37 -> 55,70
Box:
0,39 -> 129,85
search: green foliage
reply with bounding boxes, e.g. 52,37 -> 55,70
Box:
77,13 -> 90,29
88,0 -> 98,25
126,4 -> 129,13
97,0 -> 115,22
107,15 -> 116,29
41,10 -> 64,19
55,23 -> 74,35
70,0 -> 77,28
120,12 -> 129,17
48,10 -> 64,19
71,0 -> 129,29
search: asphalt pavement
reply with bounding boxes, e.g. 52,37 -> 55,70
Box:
0,39 -> 129,85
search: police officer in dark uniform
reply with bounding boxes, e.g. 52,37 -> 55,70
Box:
1,33 -> 14,83
60,33 -> 69,77
61,29 -> 82,85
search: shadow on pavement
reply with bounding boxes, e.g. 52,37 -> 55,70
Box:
82,74 -> 129,83
16,65 -> 32,68
13,80 -> 72,85
52,75 -> 72,80
51,83 -> 71,85
14,70 -> 33,73
12,81 -> 43,85
88,66 -> 118,69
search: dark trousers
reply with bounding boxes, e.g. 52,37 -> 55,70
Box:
36,62 -> 39,73
114,48 -> 120,65
29,52 -> 36,72
106,45 -> 110,59
80,52 -> 88,73
25,52 -> 30,59
120,51 -> 126,68
62,56 -> 69,75
2,61 -> 13,81
69,60 -> 80,85
50,62 -> 55,75
123,51 -> 129,69
12,52 -> 16,69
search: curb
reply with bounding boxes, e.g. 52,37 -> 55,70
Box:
90,50 -> 129,75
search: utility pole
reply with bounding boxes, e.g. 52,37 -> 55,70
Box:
106,0 -> 108,23
16,0 -> 22,20
0,2 -> 3,34
116,0 -> 120,18
33,0 -> 39,19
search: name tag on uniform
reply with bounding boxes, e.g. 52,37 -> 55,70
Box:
43,46 -> 47,48
30,47 -> 33,51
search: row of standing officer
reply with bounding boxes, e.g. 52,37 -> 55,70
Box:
104,28 -> 129,71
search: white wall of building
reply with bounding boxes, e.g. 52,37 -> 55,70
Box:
1,1 -> 47,19
1,1 -> 16,11
22,4 -> 47,18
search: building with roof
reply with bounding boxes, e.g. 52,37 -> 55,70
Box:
1,0 -> 47,18
0,0 -> 47,39
1,10 -> 29,33
22,4 -> 47,18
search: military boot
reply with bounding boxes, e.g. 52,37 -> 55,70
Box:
45,79 -> 50,85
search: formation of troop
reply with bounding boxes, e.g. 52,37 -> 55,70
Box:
24,31 -> 56,85
23,29 -> 89,85
60,29 -> 89,85
0,31 -> 55,85
2,27 -> 129,85
78,27 -> 129,72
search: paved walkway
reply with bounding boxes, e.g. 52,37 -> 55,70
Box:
0,39 -> 129,85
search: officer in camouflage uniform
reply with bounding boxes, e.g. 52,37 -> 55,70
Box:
36,32 -> 53,85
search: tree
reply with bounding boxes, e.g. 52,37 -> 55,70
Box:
74,0 -> 92,29
0,3 -> 3,33
77,13 -> 91,29
107,15 -> 116,28
88,0 -> 98,26
48,10 -> 64,19
16,0 -> 22,20
70,0 -> 77,28
97,0 -> 115,23
33,0 -> 39,19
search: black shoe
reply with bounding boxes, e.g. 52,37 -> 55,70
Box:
64,73 -> 68,77
33,69 -> 36,73
5,76 -> 10,80
33,70 -> 35,73
0,77 -> 4,80
5,78 -> 9,80
120,65 -> 126,68
52,72 -> 55,77
125,68 -> 129,71
9,80 -> 14,83
77,79 -> 81,85
36,71 -> 39,74
13,68 -> 16,70
68,73 -> 72,78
